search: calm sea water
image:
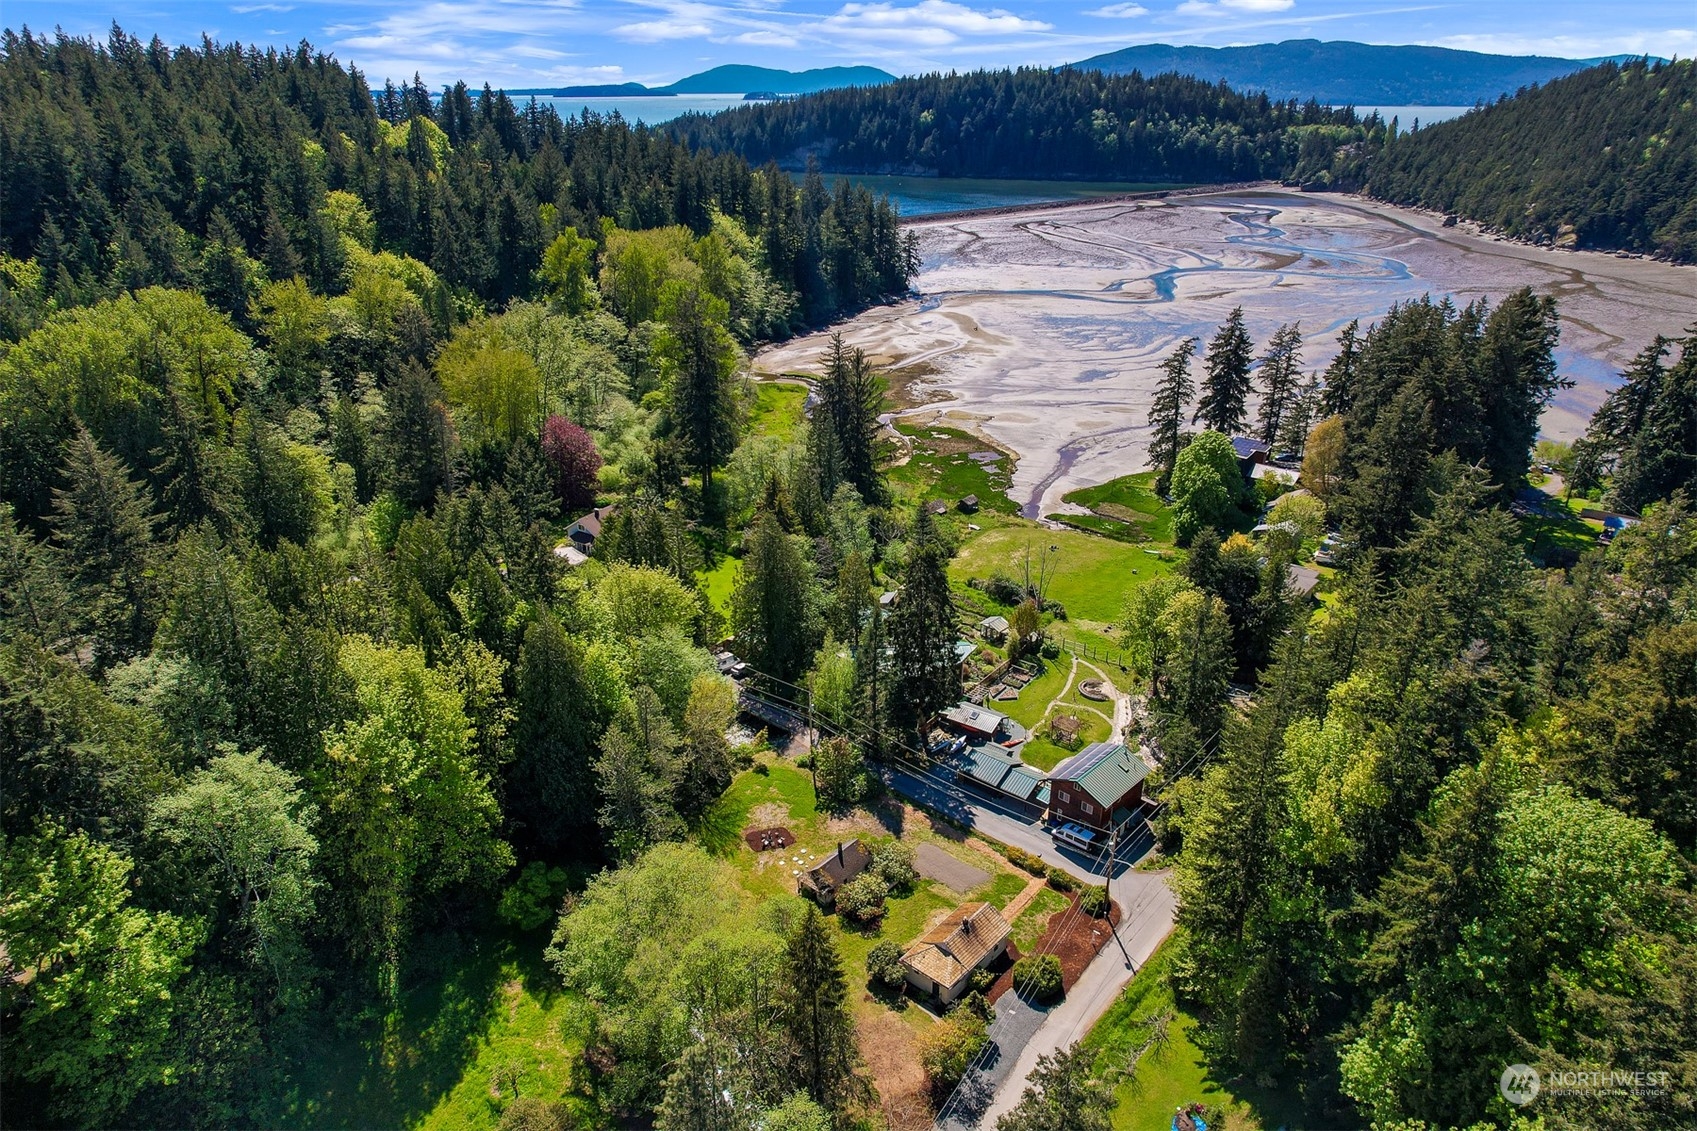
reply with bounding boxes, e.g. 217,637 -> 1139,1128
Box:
527,93 -> 749,124
827,175 -> 1199,217
1359,105 -> 1472,126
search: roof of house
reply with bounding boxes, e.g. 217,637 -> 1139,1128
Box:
999,762 -> 1046,802
979,615 -> 1010,633
941,702 -> 1006,736
569,506 -> 614,538
901,902 -> 1012,989
1231,436 -> 1271,460
1286,564 -> 1321,597
960,745 -> 1019,791
1049,742 -> 1151,810
802,839 -> 872,891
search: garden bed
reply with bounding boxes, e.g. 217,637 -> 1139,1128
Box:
985,893 -> 1122,1001
743,825 -> 797,852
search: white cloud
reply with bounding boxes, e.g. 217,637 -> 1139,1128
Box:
724,30 -> 802,46
1219,0 -> 1294,10
1086,3 -> 1150,17
614,16 -> 713,40
824,1 -> 1052,41
1174,0 -> 1217,14
232,3 -> 294,13
1435,29 -> 1697,59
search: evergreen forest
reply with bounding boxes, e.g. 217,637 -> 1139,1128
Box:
1,21 -> 1695,1131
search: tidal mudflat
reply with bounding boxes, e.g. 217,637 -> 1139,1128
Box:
754,189 -> 1697,517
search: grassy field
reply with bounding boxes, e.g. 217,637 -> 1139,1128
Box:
746,380 -> 809,445
267,931 -> 599,1131
996,656 -> 1071,730
697,553 -> 738,618
1052,472 -> 1175,544
950,522 -> 1179,625
1517,493 -> 1604,565
1085,937 -> 1305,1131
701,759 -> 1028,994
887,422 -> 1019,515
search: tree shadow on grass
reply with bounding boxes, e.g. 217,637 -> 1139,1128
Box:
696,790 -> 749,856
267,930 -> 510,1129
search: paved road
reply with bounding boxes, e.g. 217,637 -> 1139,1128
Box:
973,872 -> 1177,1128
879,763 -> 1154,883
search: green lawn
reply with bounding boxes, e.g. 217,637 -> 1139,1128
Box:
951,522 -> 1180,625
265,931 -> 599,1131
1085,937 -> 1305,1131
697,553 -> 739,619
1009,886 -> 1071,954
746,380 -> 809,445
1517,493 -> 1603,565
996,656 -> 1072,730
887,423 -> 1019,515
1056,472 -> 1175,545
702,760 -> 1027,991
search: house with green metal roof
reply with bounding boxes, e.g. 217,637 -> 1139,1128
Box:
1047,741 -> 1151,830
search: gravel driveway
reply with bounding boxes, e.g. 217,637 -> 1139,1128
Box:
916,842 -> 991,894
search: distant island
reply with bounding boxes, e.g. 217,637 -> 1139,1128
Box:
1066,39 -> 1655,105
509,64 -> 895,100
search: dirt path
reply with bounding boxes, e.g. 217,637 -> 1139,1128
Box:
1000,873 -> 1050,923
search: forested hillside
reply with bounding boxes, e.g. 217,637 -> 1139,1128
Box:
1364,58 -> 1697,261
0,27 -> 910,335
1106,302 -> 1697,1131
0,28 -> 928,1130
1067,38 -> 1639,106
671,67 -> 1378,183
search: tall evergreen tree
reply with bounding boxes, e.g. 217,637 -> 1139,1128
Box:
662,284 -> 739,491
816,334 -> 887,505
1274,372 -> 1321,459
731,512 -> 820,682
50,426 -> 159,664
780,903 -> 859,1112
1318,319 -> 1360,417
512,611 -> 608,848
888,507 -> 960,741
382,362 -> 456,510
1147,337 -> 1197,496
1255,322 -> 1304,446
1195,307 -> 1254,436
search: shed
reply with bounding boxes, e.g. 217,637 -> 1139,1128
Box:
1049,714 -> 1082,745
978,615 -> 1010,644
900,902 -> 1012,1004
958,495 -> 979,514
940,702 -> 1007,739
799,840 -> 872,907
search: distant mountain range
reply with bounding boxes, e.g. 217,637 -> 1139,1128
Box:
511,65 -> 896,99
1065,39 -> 1654,106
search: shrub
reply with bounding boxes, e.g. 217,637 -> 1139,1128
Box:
1045,866 -> 1077,892
866,939 -> 906,989
1079,885 -> 1110,918
918,1009 -> 989,1091
1006,846 -> 1047,875
752,761 -> 770,776
835,872 -> 889,923
871,840 -> 917,892
983,573 -> 1024,605
1040,639 -> 1062,659
968,967 -> 997,995
794,754 -> 812,769
1012,954 -> 1064,1003
497,861 -> 571,931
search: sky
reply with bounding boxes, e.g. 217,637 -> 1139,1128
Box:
9,0 -> 1694,90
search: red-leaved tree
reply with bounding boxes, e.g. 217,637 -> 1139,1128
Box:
540,415 -> 603,512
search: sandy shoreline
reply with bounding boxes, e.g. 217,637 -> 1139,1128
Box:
757,189 -> 1697,518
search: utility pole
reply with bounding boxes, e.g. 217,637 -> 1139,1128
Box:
1107,824 -> 1132,966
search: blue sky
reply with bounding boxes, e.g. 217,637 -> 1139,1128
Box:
10,0 -> 1693,90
